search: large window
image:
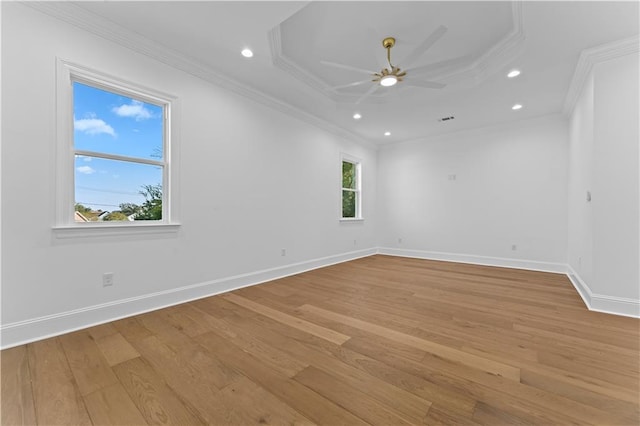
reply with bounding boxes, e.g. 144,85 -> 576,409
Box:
55,60 -> 178,233
341,156 -> 361,219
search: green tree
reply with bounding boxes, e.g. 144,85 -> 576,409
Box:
103,211 -> 128,221
342,161 -> 356,218
118,203 -> 140,216
135,184 -> 162,220
74,203 -> 91,214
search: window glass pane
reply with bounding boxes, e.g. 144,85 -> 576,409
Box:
342,161 -> 356,189
75,156 -> 163,221
342,190 -> 356,218
73,81 -> 164,161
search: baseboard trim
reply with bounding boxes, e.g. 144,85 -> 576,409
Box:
3,248 -> 637,349
567,266 -> 640,318
377,247 -> 568,274
382,248 -> 639,318
566,266 -> 593,309
0,248 -> 377,350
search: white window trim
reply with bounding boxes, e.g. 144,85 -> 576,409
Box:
340,153 -> 363,221
54,58 -> 180,238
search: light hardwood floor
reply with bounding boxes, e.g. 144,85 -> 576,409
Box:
2,255 -> 639,425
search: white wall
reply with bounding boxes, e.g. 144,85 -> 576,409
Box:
377,115 -> 569,270
2,4 -> 638,348
1,3 -> 377,345
568,73 -> 595,287
568,52 -> 639,314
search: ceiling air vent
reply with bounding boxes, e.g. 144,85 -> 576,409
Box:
438,116 -> 455,122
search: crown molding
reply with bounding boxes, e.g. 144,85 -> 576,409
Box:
563,35 -> 640,116
23,1 -> 373,149
269,26 -> 338,100
270,0 -> 525,102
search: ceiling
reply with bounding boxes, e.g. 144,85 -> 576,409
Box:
40,1 -> 640,146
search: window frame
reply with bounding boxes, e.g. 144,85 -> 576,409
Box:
54,59 -> 180,237
340,154 -> 363,221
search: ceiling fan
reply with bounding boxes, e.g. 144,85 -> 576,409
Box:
321,26 -> 467,104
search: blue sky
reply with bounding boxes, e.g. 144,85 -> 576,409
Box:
74,82 -> 164,211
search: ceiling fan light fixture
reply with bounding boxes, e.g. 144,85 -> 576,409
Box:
507,69 -> 521,78
380,74 -> 398,87
353,113 -> 362,120
241,48 -> 253,58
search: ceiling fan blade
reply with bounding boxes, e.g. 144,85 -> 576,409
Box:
400,25 -> 448,68
320,60 -> 375,75
407,55 -> 471,75
404,80 -> 446,89
355,83 -> 380,105
330,79 -> 373,90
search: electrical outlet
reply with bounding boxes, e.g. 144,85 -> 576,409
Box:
281,248 -> 286,256
511,244 -> 517,251
103,272 -> 114,287
398,237 -> 403,244
354,239 -> 357,245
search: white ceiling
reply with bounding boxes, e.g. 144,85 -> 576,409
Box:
46,1 -> 640,145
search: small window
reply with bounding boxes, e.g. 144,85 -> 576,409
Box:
341,157 -> 361,219
55,59 -> 179,234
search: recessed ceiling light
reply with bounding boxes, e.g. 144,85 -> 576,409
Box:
241,48 -> 253,58
512,104 -> 523,110
384,131 -> 391,136
380,75 -> 398,87
507,69 -> 521,78
353,113 -> 362,120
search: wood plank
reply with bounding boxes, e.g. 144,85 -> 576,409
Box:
190,294 -> 258,320
93,332 -> 140,367
219,312 -> 436,422
136,310 -> 199,353
520,368 -> 640,423
27,338 -> 92,425
222,293 -> 351,345
131,335 -> 234,424
471,402 -> 529,425
86,323 -> 118,340
343,329 -> 626,425
183,306 -> 308,377
160,304 -> 212,337
112,316 -> 153,342
216,376 -> 315,425
198,331 -> 370,426
299,303 -> 521,381
294,366 -> 417,426
113,357 -> 205,425
83,383 -> 147,425
58,330 -> 119,396
425,404 -> 484,426
1,345 -> 37,425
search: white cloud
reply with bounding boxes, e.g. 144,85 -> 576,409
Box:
74,117 -> 116,137
112,100 -> 153,121
76,165 -> 96,174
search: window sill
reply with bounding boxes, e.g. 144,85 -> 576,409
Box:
53,222 -> 181,239
340,218 -> 364,222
